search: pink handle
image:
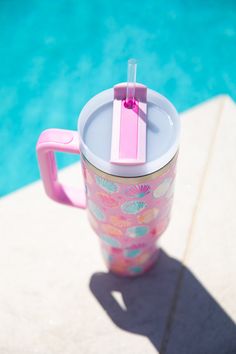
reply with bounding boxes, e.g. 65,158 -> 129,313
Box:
36,129 -> 86,208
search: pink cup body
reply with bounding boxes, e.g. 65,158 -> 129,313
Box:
82,153 -> 177,276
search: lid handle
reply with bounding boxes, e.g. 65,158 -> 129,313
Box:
110,60 -> 147,165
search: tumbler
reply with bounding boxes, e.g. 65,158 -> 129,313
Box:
36,60 -> 180,276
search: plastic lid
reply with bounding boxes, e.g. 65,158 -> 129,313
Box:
78,84 -> 180,177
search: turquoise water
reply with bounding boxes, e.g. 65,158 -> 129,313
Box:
0,0 -> 236,196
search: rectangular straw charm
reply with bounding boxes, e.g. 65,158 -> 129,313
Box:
110,84 -> 147,165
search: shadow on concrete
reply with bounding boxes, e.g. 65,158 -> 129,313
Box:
89,249 -> 236,354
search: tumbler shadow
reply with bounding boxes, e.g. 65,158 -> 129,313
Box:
89,250 -> 236,354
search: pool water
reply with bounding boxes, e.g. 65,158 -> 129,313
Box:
0,0 -> 236,196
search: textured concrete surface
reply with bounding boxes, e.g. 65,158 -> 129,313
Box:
0,96 -> 236,353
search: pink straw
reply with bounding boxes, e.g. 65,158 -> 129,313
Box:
125,59 -> 137,108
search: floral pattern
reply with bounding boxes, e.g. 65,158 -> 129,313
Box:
109,215 -> 131,228
97,192 -> 119,208
125,184 -> 151,198
121,200 -> 147,215
99,234 -> 121,248
124,248 -> 142,258
101,224 -> 122,236
95,176 -> 118,193
126,226 -> 149,238
82,153 -> 177,276
87,200 -> 106,221
153,178 -> 172,199
137,208 -> 159,224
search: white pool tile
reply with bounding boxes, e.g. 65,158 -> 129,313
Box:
163,96 -> 236,354
160,95 -> 225,260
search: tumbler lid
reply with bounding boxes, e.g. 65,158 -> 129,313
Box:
78,86 -> 180,177
78,61 -> 180,177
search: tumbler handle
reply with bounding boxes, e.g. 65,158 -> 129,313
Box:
36,129 -> 86,208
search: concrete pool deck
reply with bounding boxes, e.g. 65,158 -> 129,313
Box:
0,95 -> 236,353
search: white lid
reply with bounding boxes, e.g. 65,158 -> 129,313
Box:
78,85 -> 180,177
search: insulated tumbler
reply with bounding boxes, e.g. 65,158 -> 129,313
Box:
36,63 -> 180,276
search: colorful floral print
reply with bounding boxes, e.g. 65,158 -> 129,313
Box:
100,234 -> 121,248
82,153 -> 178,276
137,208 -> 159,224
125,184 -> 151,198
126,226 -> 149,238
97,192 -> 119,208
101,224 -> 122,236
153,178 -> 172,198
109,215 -> 131,228
88,200 -> 106,221
121,200 -> 147,215
95,176 -> 118,193
124,248 -> 142,258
